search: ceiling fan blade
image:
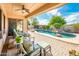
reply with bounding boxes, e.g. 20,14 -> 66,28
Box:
25,9 -> 30,13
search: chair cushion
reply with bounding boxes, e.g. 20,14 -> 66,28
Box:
23,40 -> 33,53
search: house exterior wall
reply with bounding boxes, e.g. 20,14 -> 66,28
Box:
0,8 -> 8,54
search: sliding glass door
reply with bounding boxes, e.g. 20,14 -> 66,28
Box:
8,18 -> 23,36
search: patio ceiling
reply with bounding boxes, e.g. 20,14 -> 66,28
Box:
0,3 -> 66,19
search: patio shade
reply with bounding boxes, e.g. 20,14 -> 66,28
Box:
0,3 -> 65,19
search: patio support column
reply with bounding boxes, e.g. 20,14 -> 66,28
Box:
5,17 -> 8,32
23,19 -> 28,32
1,12 -> 4,33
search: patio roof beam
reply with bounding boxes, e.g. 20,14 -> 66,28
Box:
25,3 -> 66,18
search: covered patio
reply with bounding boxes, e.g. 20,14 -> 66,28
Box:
1,3 -> 79,56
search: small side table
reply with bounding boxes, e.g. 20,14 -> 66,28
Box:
37,41 -> 52,56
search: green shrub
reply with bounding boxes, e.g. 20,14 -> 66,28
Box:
72,23 -> 79,32
42,25 -> 50,30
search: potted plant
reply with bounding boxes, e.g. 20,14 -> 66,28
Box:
16,36 -> 23,43
15,36 -> 23,48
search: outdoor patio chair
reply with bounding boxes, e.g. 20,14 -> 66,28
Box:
19,42 -> 41,56
23,36 -> 53,56
13,29 -> 19,37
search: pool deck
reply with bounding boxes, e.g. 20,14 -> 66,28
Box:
35,31 -> 79,45
29,31 -> 79,56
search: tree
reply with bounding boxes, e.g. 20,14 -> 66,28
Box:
48,16 -> 66,29
53,23 -> 62,29
42,25 -> 50,30
31,18 -> 39,28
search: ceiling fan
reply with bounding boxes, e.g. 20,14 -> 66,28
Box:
15,4 -> 30,13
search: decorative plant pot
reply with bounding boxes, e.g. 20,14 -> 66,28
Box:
16,43 -> 20,48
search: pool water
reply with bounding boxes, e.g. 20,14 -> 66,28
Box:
36,29 -> 76,38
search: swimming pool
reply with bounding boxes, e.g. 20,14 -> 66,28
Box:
36,29 -> 76,38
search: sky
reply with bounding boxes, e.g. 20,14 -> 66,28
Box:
35,3 -> 79,25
